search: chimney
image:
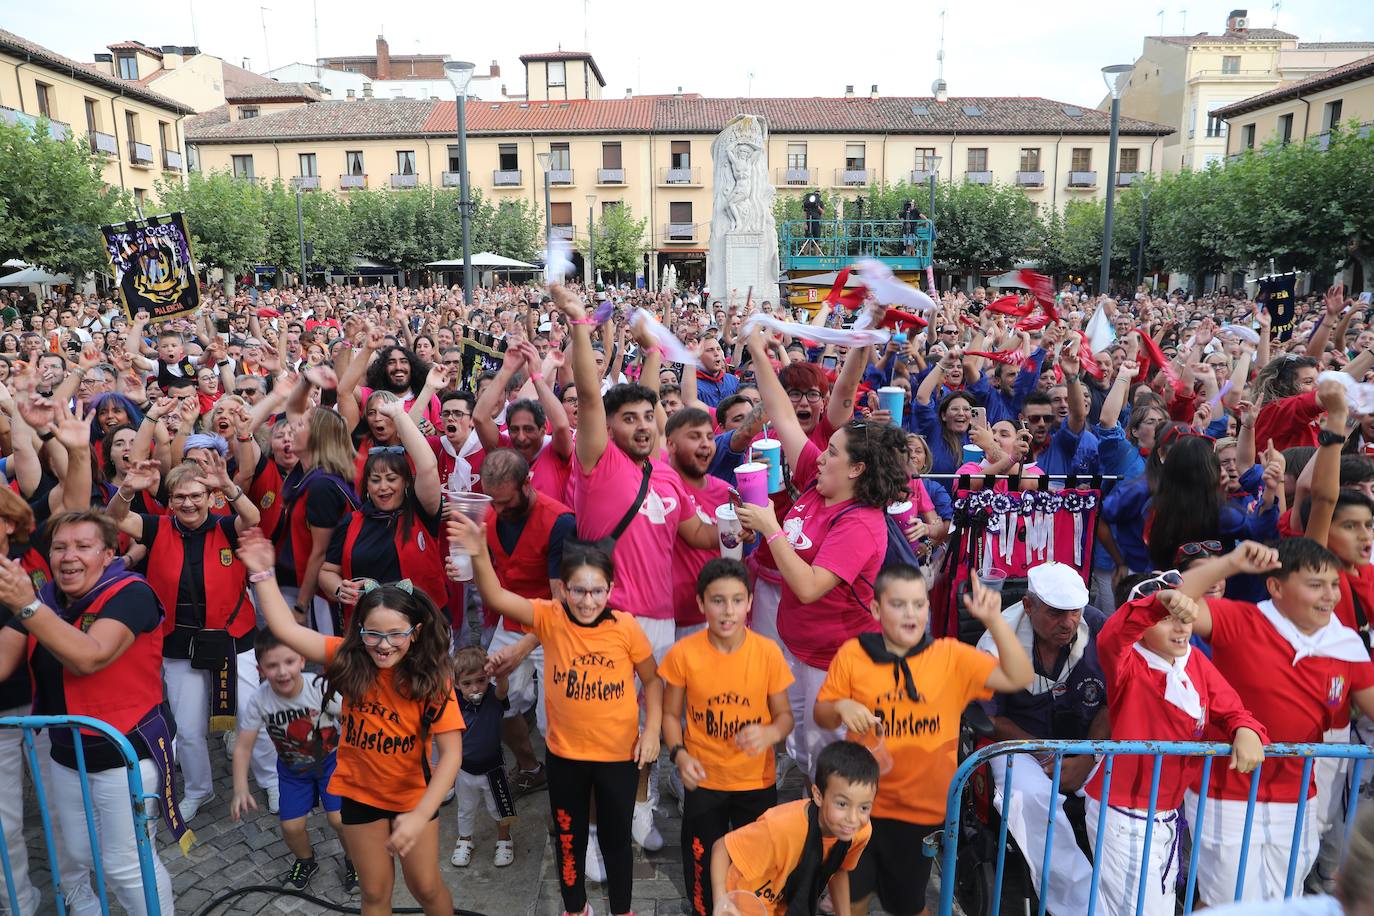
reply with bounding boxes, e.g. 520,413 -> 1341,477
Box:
162,47 -> 183,70
676,86 -> 683,96
346,88 -> 356,100
93,53 -> 114,76
625,87 -> 633,98
1226,8 -> 1249,31
363,82 -> 373,99
489,60 -> 500,78
242,57 -> 251,71
932,78 -> 948,103
845,84 -> 854,98
375,35 -> 391,80
870,83 -> 879,99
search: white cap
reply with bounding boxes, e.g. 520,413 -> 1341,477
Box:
538,321 -> 552,333
1026,561 -> 1089,611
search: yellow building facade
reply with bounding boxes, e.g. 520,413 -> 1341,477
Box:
1212,54 -> 1374,156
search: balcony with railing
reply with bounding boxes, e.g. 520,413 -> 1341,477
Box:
548,169 -> 574,185
779,219 -> 933,272
910,168 -> 939,183
776,167 -> 815,186
163,148 -> 183,171
965,170 -> 993,184
493,169 -> 523,187
663,222 -> 697,242
549,225 -> 575,241
660,167 -> 703,186
597,168 -> 626,185
1188,68 -> 1276,84
834,168 -> 870,187
390,173 -> 418,188
441,171 -> 463,187
128,141 -> 154,166
89,131 -> 118,156
0,106 -> 69,141
1068,170 -> 1097,188
1115,171 -> 1143,186
1015,170 -> 1044,187
339,174 -> 367,189
291,175 -> 321,190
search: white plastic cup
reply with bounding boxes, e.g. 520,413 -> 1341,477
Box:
716,503 -> 743,560
446,491 -> 492,582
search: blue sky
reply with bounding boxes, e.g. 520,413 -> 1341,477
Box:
5,0 -> 1372,107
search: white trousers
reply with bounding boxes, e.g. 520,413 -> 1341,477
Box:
1184,791 -> 1319,905
1085,796 -> 1180,916
49,758 -> 174,916
989,755 -> 1094,915
637,617 -> 676,810
163,651 -> 277,801
456,769 -> 502,836
278,585 -> 336,638
779,642 -> 842,782
750,579 -> 782,648
488,626 -> 546,734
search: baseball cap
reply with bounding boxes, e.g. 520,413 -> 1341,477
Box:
1026,562 -> 1089,611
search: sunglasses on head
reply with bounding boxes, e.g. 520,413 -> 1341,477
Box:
1128,569 -> 1184,601
368,445 -> 406,456
1175,540 -> 1223,564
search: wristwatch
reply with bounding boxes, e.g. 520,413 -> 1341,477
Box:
1317,429 -> 1345,447
16,599 -> 41,621
668,744 -> 687,764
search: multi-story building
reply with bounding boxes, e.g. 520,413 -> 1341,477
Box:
89,39 -> 294,117
293,36 -> 506,103
1109,8 -> 1374,171
1211,53 -> 1374,156
0,29 -> 192,207
186,50 -> 1172,280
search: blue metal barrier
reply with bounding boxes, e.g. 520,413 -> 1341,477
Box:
925,739 -> 1374,916
0,714 -> 163,916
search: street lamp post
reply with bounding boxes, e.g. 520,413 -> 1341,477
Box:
536,152 -> 552,250
586,193 -> 597,287
444,61 -> 476,306
1099,63 -> 1133,297
1135,186 -> 1151,290
926,154 -> 942,248
295,183 -> 306,286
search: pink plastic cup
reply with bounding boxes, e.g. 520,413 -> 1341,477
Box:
734,462 -> 770,507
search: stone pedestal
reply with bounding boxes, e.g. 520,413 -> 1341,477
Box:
707,114 -> 779,305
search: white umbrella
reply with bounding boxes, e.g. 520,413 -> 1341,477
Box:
0,266 -> 73,286
427,252 -> 539,269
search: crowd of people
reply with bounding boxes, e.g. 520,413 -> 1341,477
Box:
0,270 -> 1372,916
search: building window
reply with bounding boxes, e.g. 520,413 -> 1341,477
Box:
84,98 -> 98,135
550,200 -> 572,229
397,150 -> 416,175
240,107 -> 259,119
133,187 -> 147,208
547,60 -> 566,87
1279,113 -> 1294,144
787,142 -> 807,169
1222,55 -> 1240,74
1206,114 -> 1225,138
601,200 -> 623,217
1070,148 -> 1092,171
231,155 -> 254,179
549,143 -> 570,170
601,142 -> 622,169
158,121 -> 171,152
346,151 -> 365,175
447,145 -> 461,172
669,201 -> 692,224
671,141 -> 691,169
117,54 -> 138,80
845,142 -> 866,170
35,82 -> 52,119
1119,148 -> 1139,173
914,147 -> 936,172
1018,148 -> 1041,171
1242,124 -> 1256,148
125,111 -> 138,142
966,148 -> 988,172
1323,99 -> 1344,132
496,144 -> 518,171
299,153 -> 317,177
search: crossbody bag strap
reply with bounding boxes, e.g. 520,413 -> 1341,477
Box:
609,461 -> 653,543
1350,588 -> 1371,652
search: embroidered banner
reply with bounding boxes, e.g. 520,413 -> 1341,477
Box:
102,212 -> 201,322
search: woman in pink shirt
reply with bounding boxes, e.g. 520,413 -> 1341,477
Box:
735,329 -> 911,780
955,419 -> 1043,492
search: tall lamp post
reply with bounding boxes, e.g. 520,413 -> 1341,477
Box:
1099,63 -> 1133,297
295,182 -> 306,286
586,193 -> 597,287
444,60 -> 476,306
926,154 -> 942,247
536,151 -> 552,250
1135,185 -> 1151,290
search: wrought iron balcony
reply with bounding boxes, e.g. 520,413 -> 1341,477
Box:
597,168 -> 625,185
442,171 -> 462,187
661,166 -> 702,186
493,169 -> 522,186
965,170 -> 993,184
339,174 -> 367,189
291,175 -> 321,190
835,168 -> 870,186
549,225 -> 575,241
910,168 -> 939,183
548,169 -> 574,185
1116,171 -> 1143,186
128,141 -> 154,165
1016,170 -> 1044,187
390,173 -> 418,188
89,131 -> 118,156
163,148 -> 183,171
775,167 -> 815,186
664,222 -> 697,242
1068,170 -> 1097,187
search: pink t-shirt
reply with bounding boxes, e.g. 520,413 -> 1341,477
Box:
572,444 -> 691,620
909,479 -> 936,515
495,432 -> 572,504
774,441 -> 886,670
671,473 -> 734,627
954,460 -> 1044,492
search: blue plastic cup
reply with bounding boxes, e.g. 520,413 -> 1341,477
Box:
876,386 -> 905,423
754,439 -> 784,493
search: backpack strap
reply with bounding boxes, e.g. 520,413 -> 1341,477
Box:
417,687 -> 454,784
608,461 -> 653,543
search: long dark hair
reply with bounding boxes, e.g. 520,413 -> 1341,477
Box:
1147,435 -> 1222,570
364,345 -> 430,395
325,585 -> 453,706
1253,354 -> 1318,405
843,421 -> 912,508
99,422 -> 137,482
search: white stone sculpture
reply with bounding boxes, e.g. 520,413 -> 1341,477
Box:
707,114 -> 779,306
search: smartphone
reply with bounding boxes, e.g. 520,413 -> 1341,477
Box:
821,355 -> 838,371
1361,292 -> 1373,305
214,317 -> 230,334
972,407 -> 987,426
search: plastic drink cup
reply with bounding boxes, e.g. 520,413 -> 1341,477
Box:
734,463 -> 770,507
753,438 -> 784,493
716,503 -> 744,560
886,500 -> 918,534
979,569 -> 1008,593
447,491 -> 492,581
962,443 -> 984,465
877,386 -> 905,423
725,891 -> 767,916
854,720 -> 894,776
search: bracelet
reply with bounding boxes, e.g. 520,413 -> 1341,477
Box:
236,435 -> 253,442
247,570 -> 273,583
116,489 -> 134,502
569,317 -> 598,326
225,486 -> 245,501
528,372 -> 543,383
766,530 -> 786,546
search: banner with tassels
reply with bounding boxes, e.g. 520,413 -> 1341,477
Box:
102,212 -> 202,322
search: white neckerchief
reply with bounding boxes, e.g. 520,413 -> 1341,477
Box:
1255,600 -> 1369,666
1133,643 -> 1203,721
978,601 -> 1089,696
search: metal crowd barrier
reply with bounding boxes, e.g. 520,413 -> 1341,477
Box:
0,714 -> 163,916
925,739 -> 1374,916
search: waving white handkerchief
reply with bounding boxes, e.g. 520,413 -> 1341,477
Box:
740,313 -> 891,349
544,237 -> 574,285
631,309 -> 699,367
854,259 -> 938,313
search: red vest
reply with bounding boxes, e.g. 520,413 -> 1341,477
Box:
18,546 -> 51,594
145,518 -> 253,638
250,458 -> 286,539
340,509 -> 448,617
279,468 -> 355,589
485,491 -> 571,601
30,578 -> 165,735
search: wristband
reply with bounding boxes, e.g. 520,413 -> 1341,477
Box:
37,430 -> 54,442
528,372 -> 543,383
116,489 -> 134,502
766,530 -> 786,546
247,570 -> 273,583
569,317 -> 598,326
236,435 -> 253,442
1317,429 -> 1345,447
668,744 -> 686,764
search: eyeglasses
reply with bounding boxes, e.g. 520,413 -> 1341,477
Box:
368,445 -> 406,456
440,409 -> 471,419
1128,569 -> 1185,601
169,492 -> 208,504
1176,541 -> 1223,563
235,388 -> 258,396
1024,415 -> 1054,425
359,626 -> 416,647
787,390 -> 824,404
568,586 -> 609,601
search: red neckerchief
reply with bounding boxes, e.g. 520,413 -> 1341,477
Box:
696,368 -> 725,384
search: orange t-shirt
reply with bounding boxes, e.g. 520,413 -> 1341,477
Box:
530,598 -> 653,762
659,629 -> 794,792
322,636 -> 466,811
723,799 -> 870,915
817,637 -> 996,824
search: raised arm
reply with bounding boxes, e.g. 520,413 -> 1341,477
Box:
474,347 -> 527,452
553,286 -> 606,474
745,327 -> 809,470
1097,359 -> 1137,430
378,399 -> 440,516
1061,335 -> 1089,435
1302,380 -> 1349,547
1305,286 -> 1345,359
235,529 -> 328,664
825,331 -> 878,430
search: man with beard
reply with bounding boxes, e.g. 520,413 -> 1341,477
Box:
477,448 -> 576,798
694,337 -> 738,407
340,332 -> 442,427
666,409 -> 735,639
473,341 -> 575,502
555,284 -> 718,857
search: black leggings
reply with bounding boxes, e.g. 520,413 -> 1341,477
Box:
681,784 -> 777,916
546,751 -> 638,915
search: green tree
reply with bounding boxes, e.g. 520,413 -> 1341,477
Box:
480,198 -> 542,263
586,203 -> 648,282
155,171 -> 265,281
0,119 -> 132,278
260,181 -> 355,280
932,180 -> 1038,274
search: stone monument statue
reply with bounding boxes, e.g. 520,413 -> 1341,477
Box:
707,114 -> 779,306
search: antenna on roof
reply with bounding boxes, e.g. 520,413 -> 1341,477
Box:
1157,8 -> 1165,33
1271,0 -> 1280,27
747,70 -> 754,97
312,0 -> 321,81
1179,8 -> 1186,33
259,6 -> 272,72
936,9 -> 947,82
188,0 -> 201,51
583,0 -> 590,53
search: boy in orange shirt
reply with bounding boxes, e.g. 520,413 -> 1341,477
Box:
712,741 -> 878,916
662,558 -> 796,916
814,565 -> 1033,916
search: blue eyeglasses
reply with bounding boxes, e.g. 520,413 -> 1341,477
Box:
359,626 -> 416,647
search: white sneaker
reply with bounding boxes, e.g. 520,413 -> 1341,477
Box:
267,786 -> 280,815
562,906 -> 594,916
632,800 -> 663,852
450,838 -> 474,867
584,827 -> 606,882
178,793 -> 213,822
494,839 -> 515,867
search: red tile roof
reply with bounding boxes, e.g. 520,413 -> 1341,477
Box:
422,97 -> 655,134
1211,53 -> 1374,118
188,99 -> 435,142
0,29 -> 191,114
107,40 -> 162,57
1152,28 -> 1297,45
225,81 -> 323,103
